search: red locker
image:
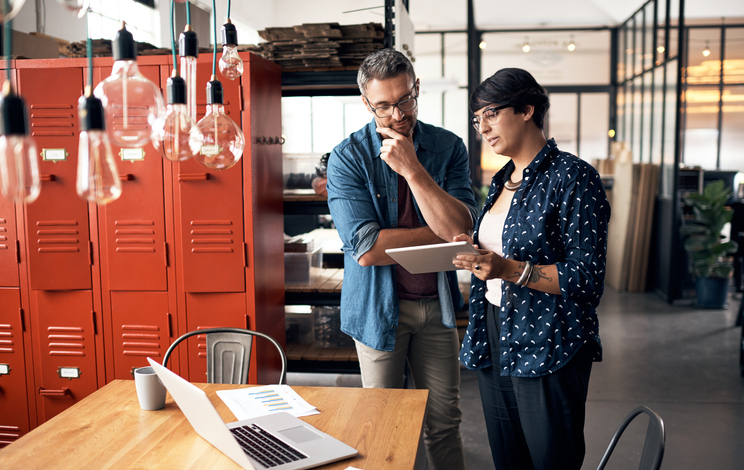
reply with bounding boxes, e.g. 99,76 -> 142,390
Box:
0,289 -> 31,448
0,193 -> 20,288
174,59 -> 245,294
31,290 -> 99,423
109,291 -> 172,379
181,292 -> 249,382
97,64 -> 169,291
241,54 -> 286,385
16,63 -> 91,291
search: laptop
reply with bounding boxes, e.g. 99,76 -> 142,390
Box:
146,358 -> 357,470
385,240 -> 479,274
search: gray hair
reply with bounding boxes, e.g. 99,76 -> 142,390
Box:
357,49 -> 416,95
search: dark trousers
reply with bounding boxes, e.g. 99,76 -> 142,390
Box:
477,302 -> 593,470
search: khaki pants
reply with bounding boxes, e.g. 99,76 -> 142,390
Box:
354,298 -> 466,470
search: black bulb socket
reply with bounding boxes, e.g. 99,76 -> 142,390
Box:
179,29 -> 199,58
222,22 -> 238,47
79,95 -> 106,132
0,93 -> 30,136
206,80 -> 224,105
167,75 -> 187,105
113,26 -> 137,61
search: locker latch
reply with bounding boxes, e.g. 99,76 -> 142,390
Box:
57,366 -> 81,380
0,364 -> 9,376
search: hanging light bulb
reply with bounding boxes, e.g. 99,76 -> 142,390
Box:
153,71 -> 202,162
94,22 -> 165,149
194,77 -> 244,170
219,19 -> 244,80
567,36 -> 576,52
479,41 -> 487,50
522,37 -> 531,53
179,24 -> 199,122
55,0 -> 90,18
702,41 -> 711,57
0,82 -> 40,203
0,0 -> 26,21
77,87 -> 122,204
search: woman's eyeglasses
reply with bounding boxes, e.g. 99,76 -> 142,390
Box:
470,104 -> 513,131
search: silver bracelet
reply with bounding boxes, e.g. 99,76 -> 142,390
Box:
515,260 -> 532,287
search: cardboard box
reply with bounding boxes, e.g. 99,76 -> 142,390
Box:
10,30 -> 60,59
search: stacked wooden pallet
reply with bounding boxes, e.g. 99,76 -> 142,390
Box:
61,39 -> 171,58
605,142 -> 661,292
250,22 -> 384,71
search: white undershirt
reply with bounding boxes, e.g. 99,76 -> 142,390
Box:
478,208 -> 508,306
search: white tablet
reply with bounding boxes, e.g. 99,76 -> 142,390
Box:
385,241 -> 479,274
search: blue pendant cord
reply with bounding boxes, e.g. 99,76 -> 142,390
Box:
170,0 -> 176,71
211,0 -> 217,77
3,0 -> 11,83
86,11 -> 92,90
227,0 -> 231,18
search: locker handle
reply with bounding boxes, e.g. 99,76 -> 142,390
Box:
179,173 -> 210,182
19,307 -> 25,333
39,387 -> 70,397
119,173 -> 134,181
39,174 -> 56,182
15,240 -> 20,264
167,312 -> 173,338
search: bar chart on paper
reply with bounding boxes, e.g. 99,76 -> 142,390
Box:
217,385 -> 319,420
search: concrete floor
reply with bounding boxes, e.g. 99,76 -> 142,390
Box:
288,286 -> 744,469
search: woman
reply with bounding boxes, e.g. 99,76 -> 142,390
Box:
452,68 -> 611,470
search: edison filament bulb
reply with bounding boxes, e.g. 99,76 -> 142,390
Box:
219,20 -> 244,81
179,25 -> 199,122
0,82 -> 40,203
94,23 -> 166,148
154,72 -> 202,162
195,78 -> 244,170
77,89 -> 122,204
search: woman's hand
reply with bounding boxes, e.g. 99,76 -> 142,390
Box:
452,233 -> 498,281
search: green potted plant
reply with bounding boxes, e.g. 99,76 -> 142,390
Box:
680,179 -> 739,308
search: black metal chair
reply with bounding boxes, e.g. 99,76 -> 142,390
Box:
162,327 -> 287,385
596,405 -> 665,470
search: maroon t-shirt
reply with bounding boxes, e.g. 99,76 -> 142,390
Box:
396,175 -> 438,300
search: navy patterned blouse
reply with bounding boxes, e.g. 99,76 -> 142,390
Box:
459,139 -> 611,377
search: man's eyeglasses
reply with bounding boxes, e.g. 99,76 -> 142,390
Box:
470,104 -> 513,132
364,91 -> 418,118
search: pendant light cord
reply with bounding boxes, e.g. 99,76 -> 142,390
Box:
227,0 -> 231,18
86,9 -> 93,90
3,0 -> 12,83
211,0 -> 217,76
186,0 -> 191,25
170,0 -> 176,71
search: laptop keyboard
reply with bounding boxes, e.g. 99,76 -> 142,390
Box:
230,424 -> 308,468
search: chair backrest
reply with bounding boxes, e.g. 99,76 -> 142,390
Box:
162,327 -> 287,385
596,405 -> 665,470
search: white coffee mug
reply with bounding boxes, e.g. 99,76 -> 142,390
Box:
134,366 -> 167,410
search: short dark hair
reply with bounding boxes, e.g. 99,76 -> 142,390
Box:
469,68 -> 550,130
357,49 -> 416,95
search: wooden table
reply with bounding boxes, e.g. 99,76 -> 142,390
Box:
0,380 -> 428,470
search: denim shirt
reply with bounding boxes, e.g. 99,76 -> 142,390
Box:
327,119 -> 478,351
459,139 -> 611,376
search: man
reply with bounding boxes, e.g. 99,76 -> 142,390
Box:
326,49 -> 477,470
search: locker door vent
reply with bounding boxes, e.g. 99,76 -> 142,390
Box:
0,324 -> 15,354
47,326 -> 85,357
0,425 -> 21,447
190,220 -> 236,254
29,104 -> 75,137
114,220 -> 156,253
35,221 -> 81,253
120,324 -> 162,357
